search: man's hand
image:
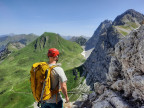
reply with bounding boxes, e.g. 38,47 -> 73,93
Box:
61,81 -> 69,103
65,96 -> 69,103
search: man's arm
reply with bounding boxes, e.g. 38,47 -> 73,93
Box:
60,81 -> 69,103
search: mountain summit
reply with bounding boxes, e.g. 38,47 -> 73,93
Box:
85,20 -> 112,50
85,9 -> 144,56
113,9 -> 144,26
83,9 -> 144,89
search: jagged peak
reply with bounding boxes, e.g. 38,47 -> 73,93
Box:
124,9 -> 139,14
113,9 -> 144,26
93,19 -> 112,35
85,19 -> 112,50
101,19 -> 112,24
122,9 -> 144,18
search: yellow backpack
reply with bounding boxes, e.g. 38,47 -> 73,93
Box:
30,62 -> 59,105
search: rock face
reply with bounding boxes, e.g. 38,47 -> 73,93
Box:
85,20 -> 112,51
83,25 -> 123,88
83,9 -> 144,89
0,48 -> 11,61
0,42 -> 25,61
107,25 -> 144,106
113,9 -> 144,26
79,25 -> 144,108
80,9 -> 144,108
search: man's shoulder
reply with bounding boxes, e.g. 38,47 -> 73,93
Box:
53,66 -> 64,72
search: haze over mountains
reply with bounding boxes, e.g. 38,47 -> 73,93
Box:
69,36 -> 88,46
0,33 -> 38,51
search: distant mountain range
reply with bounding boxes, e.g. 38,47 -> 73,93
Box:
0,33 -> 38,51
0,42 -> 25,61
69,36 -> 88,46
62,35 -> 90,40
61,36 -> 73,40
0,33 -> 15,37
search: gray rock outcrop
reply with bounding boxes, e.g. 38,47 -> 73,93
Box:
113,9 -> 144,26
79,25 -> 144,108
85,20 -> 112,51
0,42 -> 25,61
83,9 -> 144,89
83,25 -> 123,88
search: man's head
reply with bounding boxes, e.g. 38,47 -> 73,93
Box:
48,48 -> 59,63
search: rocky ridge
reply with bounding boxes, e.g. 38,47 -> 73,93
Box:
85,20 -> 112,51
79,25 -> 144,108
113,9 -> 144,26
83,24 -> 123,88
83,9 -> 144,89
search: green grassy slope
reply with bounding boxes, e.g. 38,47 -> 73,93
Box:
0,32 -> 85,108
115,22 -> 139,36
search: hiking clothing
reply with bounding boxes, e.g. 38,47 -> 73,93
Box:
41,100 -> 63,108
45,64 -> 67,103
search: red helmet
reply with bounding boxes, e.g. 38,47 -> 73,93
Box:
48,48 -> 59,57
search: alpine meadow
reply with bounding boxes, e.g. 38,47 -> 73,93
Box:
0,32 -> 85,108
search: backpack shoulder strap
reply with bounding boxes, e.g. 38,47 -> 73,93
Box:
39,64 -> 57,103
40,69 -> 48,102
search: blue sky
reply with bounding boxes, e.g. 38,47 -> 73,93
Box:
0,0 -> 144,37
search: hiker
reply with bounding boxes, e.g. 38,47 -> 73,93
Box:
41,48 -> 69,108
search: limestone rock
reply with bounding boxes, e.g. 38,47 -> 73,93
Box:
88,92 -> 96,102
85,20 -> 112,51
92,90 -> 129,108
113,9 -> 144,26
92,100 -> 113,108
78,25 -> 144,108
83,25 -> 122,89
94,82 -> 106,95
83,9 -> 144,89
